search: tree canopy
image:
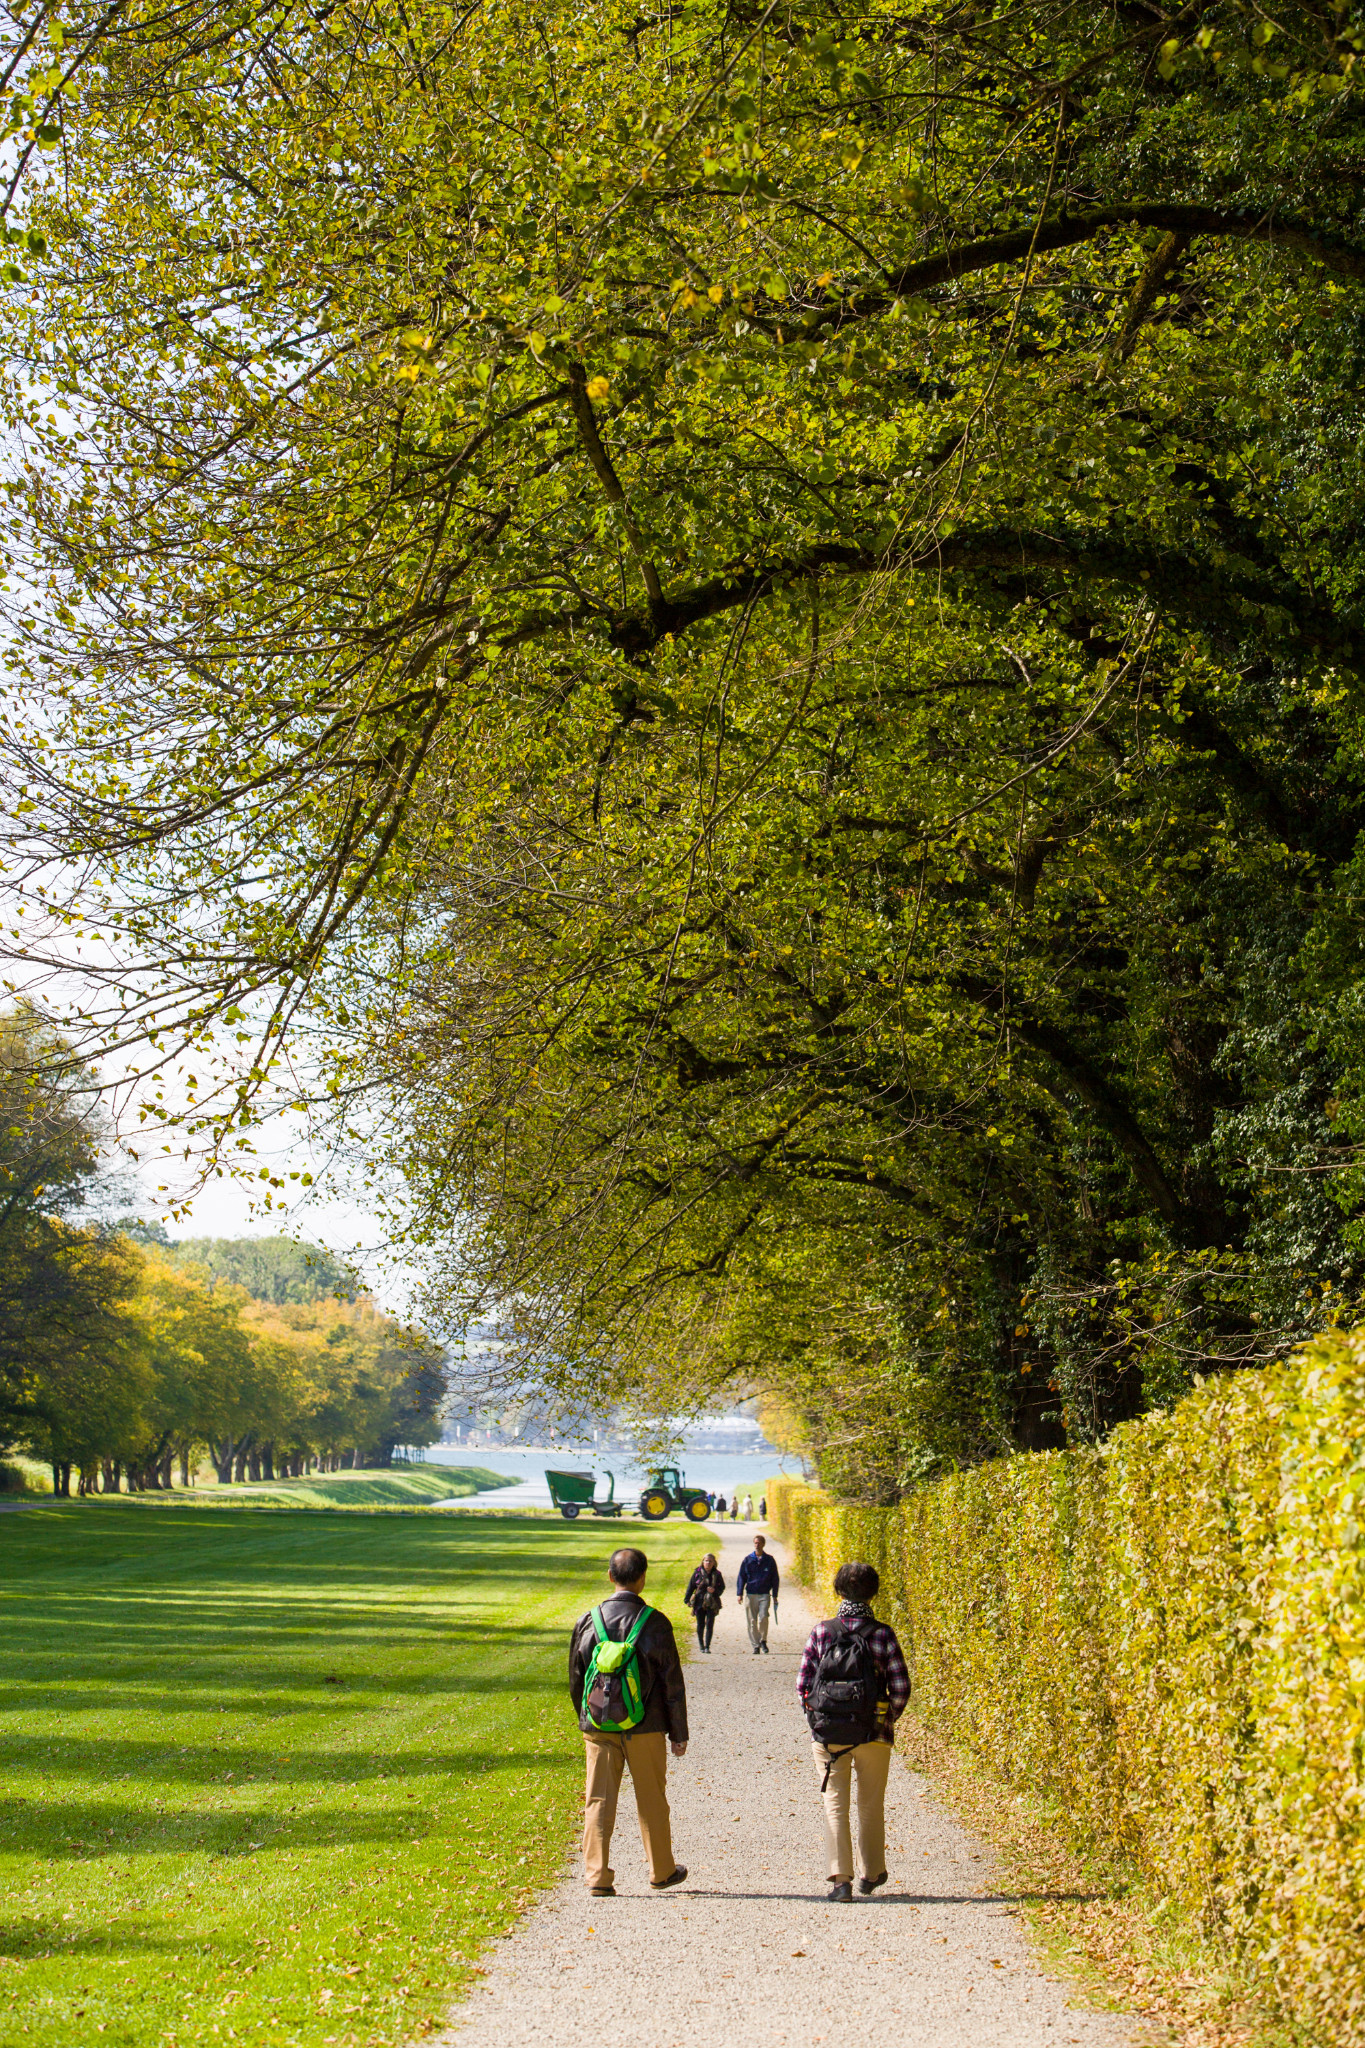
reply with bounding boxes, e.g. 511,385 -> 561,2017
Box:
168,1234 -> 359,1305
3,0 -> 1365,1488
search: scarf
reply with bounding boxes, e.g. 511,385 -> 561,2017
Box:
837,1598 -> 876,1623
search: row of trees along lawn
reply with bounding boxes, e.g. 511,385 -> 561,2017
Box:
0,1008 -> 445,1496
3,0 -> 1365,1497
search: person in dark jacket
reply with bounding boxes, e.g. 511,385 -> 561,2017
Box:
568,1545 -> 689,1897
797,1558 -> 911,1902
736,1532 -> 780,1652
684,1553 -> 726,1652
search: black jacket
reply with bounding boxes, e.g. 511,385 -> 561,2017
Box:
568,1591 -> 689,1741
685,1564 -> 726,1614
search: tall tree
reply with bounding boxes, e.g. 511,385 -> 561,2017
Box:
2,0 -> 1364,1481
0,1005 -> 139,1467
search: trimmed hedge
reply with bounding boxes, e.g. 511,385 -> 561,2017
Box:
769,1331 -> 1365,2044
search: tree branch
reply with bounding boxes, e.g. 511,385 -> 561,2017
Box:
564,361 -> 665,610
1114,229 -> 1190,359
801,204 -> 1365,340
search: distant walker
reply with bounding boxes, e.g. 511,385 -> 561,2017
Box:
736,1531 -> 780,1653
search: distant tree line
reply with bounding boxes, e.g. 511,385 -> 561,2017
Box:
0,1007 -> 445,1496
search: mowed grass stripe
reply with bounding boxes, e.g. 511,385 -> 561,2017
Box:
0,1503 -> 708,2047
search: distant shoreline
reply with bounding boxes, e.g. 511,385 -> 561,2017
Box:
433,1442 -> 782,1458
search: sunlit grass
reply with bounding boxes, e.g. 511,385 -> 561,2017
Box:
0,1503 -> 707,2047
108,1466 -> 516,1512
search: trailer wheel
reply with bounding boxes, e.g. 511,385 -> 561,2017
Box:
560,1503 -> 580,1519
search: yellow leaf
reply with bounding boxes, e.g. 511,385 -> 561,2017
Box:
584,375 -> 610,399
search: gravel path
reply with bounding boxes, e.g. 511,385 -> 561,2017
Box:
440,1521 -> 1135,2047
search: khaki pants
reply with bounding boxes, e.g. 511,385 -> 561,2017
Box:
744,1591 -> 771,1645
582,1730 -> 676,1889
812,1737 -> 892,1881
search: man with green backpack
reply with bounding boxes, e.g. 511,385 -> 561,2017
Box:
568,1546 -> 689,1897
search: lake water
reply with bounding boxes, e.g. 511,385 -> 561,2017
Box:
422,1442 -> 803,1513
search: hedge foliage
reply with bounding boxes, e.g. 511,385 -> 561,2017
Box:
769,1332 -> 1365,2044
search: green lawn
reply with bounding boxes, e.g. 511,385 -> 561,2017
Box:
109,1467 -> 515,1512
0,1504 -> 708,2048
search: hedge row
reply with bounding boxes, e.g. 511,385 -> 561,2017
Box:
768,1332 -> 1365,2044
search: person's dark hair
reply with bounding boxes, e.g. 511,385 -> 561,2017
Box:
833,1560 -> 879,1601
609,1546 -> 648,1585
753,1533 -> 766,1549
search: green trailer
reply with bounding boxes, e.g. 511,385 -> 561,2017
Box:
545,1468 -> 625,1520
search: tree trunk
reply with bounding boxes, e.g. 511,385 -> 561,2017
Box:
100,1458 -> 117,1493
260,1442 -> 275,1481
248,1446 -> 262,1482
54,1462 -> 71,1498
215,1438 -> 235,1483
180,1447 -> 191,1487
159,1448 -> 175,1489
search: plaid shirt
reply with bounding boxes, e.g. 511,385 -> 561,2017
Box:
796,1613 -> 911,1745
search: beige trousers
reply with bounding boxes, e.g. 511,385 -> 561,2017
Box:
744,1591 -> 771,1646
582,1730 -> 676,1889
812,1737 -> 892,1881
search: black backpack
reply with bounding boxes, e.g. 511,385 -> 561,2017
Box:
805,1619 -> 883,1781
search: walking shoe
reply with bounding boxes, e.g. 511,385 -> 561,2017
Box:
760,1641 -> 770,1653
828,1880 -> 854,1902
650,1865 -> 688,1891
857,1872 -> 889,1895
589,1885 -> 615,1897
752,1644 -> 761,1654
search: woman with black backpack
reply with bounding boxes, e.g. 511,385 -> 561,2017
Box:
683,1553 -> 726,1653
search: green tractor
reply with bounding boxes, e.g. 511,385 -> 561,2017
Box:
637,1466 -> 712,1522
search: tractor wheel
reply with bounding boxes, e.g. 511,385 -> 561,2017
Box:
640,1491 -> 671,1520
559,1503 -> 580,1519
685,1496 -> 711,1521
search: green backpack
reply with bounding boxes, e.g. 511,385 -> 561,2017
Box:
582,1605 -> 654,1732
